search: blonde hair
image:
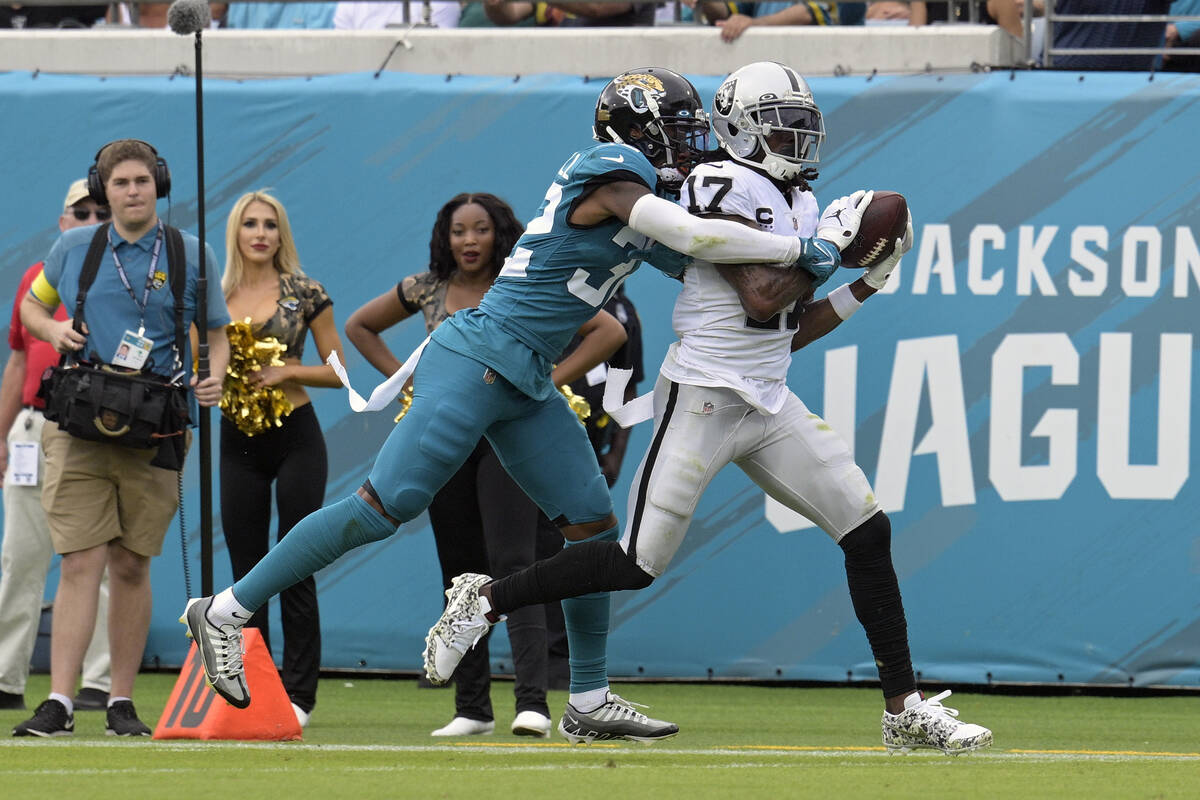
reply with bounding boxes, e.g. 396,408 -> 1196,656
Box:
222,190 -> 304,298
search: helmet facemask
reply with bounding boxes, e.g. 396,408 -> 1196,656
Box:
631,113 -> 710,191
753,103 -> 823,175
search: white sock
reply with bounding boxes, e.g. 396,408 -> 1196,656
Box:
108,695 -> 132,708
570,687 -> 610,713
477,593 -> 504,623
886,691 -> 923,716
208,588 -> 253,627
49,692 -> 73,717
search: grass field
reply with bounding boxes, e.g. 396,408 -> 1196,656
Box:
1,674 -> 1197,799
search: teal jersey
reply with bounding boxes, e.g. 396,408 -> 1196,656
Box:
434,142 -> 686,401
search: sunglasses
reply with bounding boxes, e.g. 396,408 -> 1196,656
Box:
71,207 -> 112,222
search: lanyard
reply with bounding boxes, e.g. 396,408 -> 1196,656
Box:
108,221 -> 164,336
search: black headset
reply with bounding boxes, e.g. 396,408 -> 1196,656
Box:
87,139 -> 171,205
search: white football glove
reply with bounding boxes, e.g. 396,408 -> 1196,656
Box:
815,189 -> 875,252
864,210 -> 914,290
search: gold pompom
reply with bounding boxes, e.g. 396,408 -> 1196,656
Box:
393,383 -> 415,423
559,383 -> 591,425
219,319 -> 294,437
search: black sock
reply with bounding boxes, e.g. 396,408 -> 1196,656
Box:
491,538 -> 651,614
839,511 -> 916,700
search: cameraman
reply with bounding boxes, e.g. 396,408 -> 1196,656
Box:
14,140 -> 229,737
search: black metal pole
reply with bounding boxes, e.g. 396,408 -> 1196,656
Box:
194,29 -> 213,597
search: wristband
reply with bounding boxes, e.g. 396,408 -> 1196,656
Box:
827,284 -> 862,321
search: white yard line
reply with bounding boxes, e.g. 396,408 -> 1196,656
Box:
1,739 -> 1198,763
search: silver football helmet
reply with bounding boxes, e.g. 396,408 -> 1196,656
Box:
711,61 -> 825,181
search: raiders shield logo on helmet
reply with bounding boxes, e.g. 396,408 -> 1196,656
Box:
714,78 -> 737,117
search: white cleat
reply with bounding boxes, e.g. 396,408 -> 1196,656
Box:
422,573 -> 494,685
881,690 -> 992,755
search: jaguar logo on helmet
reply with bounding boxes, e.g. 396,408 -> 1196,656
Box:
615,73 -> 666,113
714,78 -> 736,117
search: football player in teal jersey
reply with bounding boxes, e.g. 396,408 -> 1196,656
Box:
183,67 -> 873,740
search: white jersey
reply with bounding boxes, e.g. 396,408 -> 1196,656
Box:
662,160 -> 819,415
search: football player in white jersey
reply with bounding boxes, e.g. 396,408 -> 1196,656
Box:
426,62 -> 992,754
637,62 -> 989,752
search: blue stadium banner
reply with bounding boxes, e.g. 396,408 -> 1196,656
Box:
1,70 -> 1197,687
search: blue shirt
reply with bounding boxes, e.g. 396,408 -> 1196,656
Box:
1173,0 -> 1200,42
433,141 -> 684,400
39,222 -> 230,383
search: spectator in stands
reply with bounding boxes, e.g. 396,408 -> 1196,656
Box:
716,2 -> 835,42
1165,0 -> 1200,70
0,180 -> 112,714
483,0 -> 657,26
1051,0 -> 1175,70
864,1 -> 910,22
224,2 -> 336,28
1,4 -> 106,27
877,2 -> 1022,37
107,3 -> 226,27
654,0 -> 736,24
839,1 -> 866,23
463,1 -> 560,26
334,1 -> 461,28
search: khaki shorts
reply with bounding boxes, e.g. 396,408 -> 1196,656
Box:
40,425 -> 191,557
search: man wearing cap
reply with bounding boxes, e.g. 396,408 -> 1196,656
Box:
0,180 -> 113,714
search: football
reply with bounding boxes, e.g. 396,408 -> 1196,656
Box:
839,191 -> 909,269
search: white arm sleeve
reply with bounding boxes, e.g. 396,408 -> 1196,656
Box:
628,194 -> 802,265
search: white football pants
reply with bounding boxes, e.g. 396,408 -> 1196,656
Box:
620,376 -> 880,578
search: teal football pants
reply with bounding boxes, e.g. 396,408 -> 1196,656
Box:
233,340 -> 613,608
